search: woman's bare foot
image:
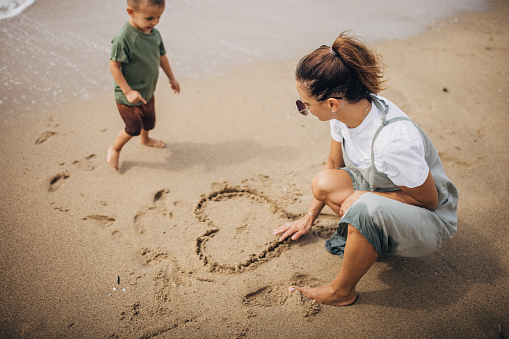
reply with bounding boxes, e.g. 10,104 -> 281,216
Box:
141,137 -> 165,148
289,284 -> 357,306
107,146 -> 120,170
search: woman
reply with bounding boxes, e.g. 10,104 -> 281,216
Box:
273,32 -> 458,306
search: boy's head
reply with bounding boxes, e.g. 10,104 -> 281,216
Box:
126,0 -> 165,34
127,0 -> 165,11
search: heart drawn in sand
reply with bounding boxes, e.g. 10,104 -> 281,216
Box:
194,185 -> 299,273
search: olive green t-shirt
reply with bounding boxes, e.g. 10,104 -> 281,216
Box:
110,21 -> 166,106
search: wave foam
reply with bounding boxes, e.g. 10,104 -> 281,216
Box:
0,0 -> 35,20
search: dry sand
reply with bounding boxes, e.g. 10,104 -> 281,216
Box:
1,1 -> 509,338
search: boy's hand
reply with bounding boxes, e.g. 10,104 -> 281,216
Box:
125,90 -> 147,105
169,79 -> 180,94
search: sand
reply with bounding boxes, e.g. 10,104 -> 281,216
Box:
1,1 -> 508,338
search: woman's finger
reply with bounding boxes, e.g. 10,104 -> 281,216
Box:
279,228 -> 295,242
273,222 -> 291,235
291,229 -> 305,241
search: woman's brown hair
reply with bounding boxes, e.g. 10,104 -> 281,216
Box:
296,31 -> 386,103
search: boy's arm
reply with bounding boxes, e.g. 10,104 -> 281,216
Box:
160,55 -> 180,94
109,60 -> 147,104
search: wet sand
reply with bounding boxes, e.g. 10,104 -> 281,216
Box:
0,1 -> 508,337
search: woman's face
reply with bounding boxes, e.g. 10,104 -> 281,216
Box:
296,82 -> 335,121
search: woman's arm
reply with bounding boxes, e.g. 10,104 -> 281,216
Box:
326,138 -> 345,168
339,170 -> 439,216
274,139 -> 344,241
378,170 -> 438,210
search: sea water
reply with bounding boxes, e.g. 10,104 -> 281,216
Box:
0,0 -> 491,115
0,0 -> 33,20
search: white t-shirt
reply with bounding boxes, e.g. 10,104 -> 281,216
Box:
329,95 -> 429,188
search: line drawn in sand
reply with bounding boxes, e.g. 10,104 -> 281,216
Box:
194,184 -> 300,273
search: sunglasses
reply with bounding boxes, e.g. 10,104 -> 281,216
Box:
296,97 -> 343,116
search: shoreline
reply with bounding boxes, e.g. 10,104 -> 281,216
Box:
1,1 -> 508,337
0,0 -> 494,118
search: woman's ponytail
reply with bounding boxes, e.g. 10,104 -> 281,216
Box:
296,31 -> 386,103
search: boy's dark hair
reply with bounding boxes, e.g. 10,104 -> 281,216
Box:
127,0 -> 165,10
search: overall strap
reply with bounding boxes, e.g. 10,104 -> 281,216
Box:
369,94 -> 414,163
370,94 -> 389,125
369,95 -> 388,163
370,117 -> 414,163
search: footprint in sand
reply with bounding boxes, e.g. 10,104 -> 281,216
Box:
134,189 -> 173,236
287,289 -> 321,317
35,131 -> 57,145
242,286 -> 288,307
286,273 -> 322,317
290,273 -> 321,288
141,247 -> 169,265
47,155 -> 97,192
194,184 -> 299,273
35,116 -> 60,144
48,171 -> 70,192
438,153 -> 486,168
111,230 -> 133,246
115,247 -> 186,328
72,154 -> 97,171
151,254 -> 186,302
242,276 -> 321,317
82,214 -> 116,228
107,189 -> 173,248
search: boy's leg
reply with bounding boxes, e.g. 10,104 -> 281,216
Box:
139,97 -> 165,148
107,129 -> 133,169
140,128 -> 165,148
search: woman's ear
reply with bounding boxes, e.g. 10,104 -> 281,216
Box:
329,98 -> 341,112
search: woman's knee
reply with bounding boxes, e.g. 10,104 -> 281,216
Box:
311,169 -> 353,200
311,169 -> 335,200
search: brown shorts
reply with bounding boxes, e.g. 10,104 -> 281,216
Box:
116,96 -> 156,136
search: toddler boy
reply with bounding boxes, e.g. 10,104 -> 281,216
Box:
107,0 -> 180,170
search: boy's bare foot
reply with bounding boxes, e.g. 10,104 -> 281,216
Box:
289,284 -> 357,306
107,146 -> 120,170
141,137 -> 165,148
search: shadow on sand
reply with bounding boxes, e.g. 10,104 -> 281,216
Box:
119,139 -> 297,174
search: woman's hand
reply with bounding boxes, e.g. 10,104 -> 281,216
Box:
339,191 -> 367,216
273,214 -> 314,242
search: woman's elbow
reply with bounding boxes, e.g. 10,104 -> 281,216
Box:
423,192 -> 439,211
425,201 -> 438,211
420,172 -> 439,210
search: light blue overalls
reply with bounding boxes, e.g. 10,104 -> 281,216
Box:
325,95 -> 458,258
